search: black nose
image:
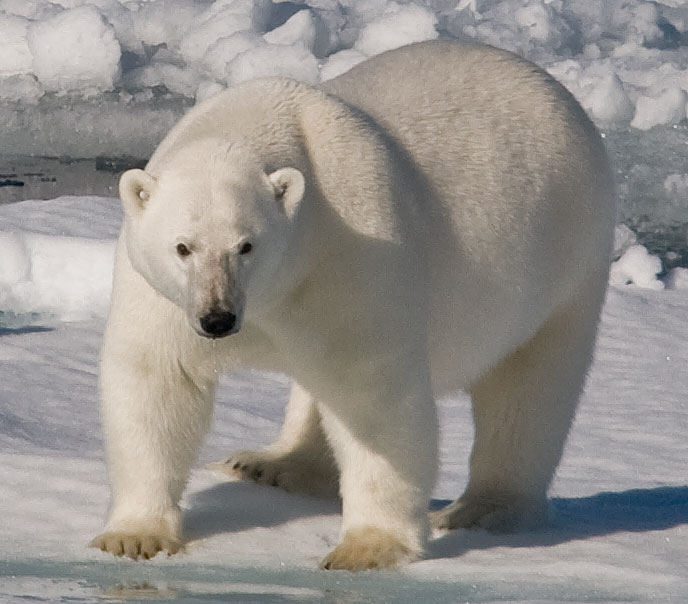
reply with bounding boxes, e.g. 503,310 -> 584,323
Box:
199,311 -> 237,337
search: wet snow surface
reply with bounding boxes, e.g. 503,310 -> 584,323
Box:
1,0 -> 688,602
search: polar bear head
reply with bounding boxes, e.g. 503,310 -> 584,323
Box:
119,139 -> 306,338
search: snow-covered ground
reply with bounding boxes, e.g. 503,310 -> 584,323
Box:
0,195 -> 687,603
2,0 -> 688,602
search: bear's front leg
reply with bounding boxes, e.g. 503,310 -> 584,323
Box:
316,371 -> 438,571
92,306 -> 216,560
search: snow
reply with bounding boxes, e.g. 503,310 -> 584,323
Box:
631,87 -> 688,130
0,192 -> 687,603
609,244 -> 665,290
4,0 -> 688,158
1,0 -> 688,601
353,2 -> 439,57
27,5 -> 121,95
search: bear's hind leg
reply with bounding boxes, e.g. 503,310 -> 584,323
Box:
212,382 -> 339,498
432,273 -> 607,533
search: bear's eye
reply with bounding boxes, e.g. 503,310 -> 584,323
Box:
239,242 -> 253,255
176,243 -> 191,257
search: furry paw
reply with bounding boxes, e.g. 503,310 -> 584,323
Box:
430,494 -> 547,533
320,527 -> 415,571
209,449 -> 338,498
90,531 -> 182,560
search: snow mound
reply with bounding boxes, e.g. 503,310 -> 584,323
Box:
631,87 -> 688,130
0,195 -> 120,324
28,5 -> 121,95
354,2 -> 438,57
0,231 -> 115,322
610,244 -> 664,290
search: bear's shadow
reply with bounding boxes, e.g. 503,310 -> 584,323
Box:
182,479 -> 341,542
428,485 -> 688,560
184,481 -> 688,559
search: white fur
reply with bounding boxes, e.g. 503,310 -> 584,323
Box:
94,40 -> 615,569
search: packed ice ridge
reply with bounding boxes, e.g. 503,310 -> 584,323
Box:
4,0 -> 688,158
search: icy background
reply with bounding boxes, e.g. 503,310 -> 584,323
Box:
2,0 -> 688,263
4,0 -> 688,148
1,0 -> 688,603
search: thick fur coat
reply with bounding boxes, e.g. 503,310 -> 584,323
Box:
92,40 -> 615,570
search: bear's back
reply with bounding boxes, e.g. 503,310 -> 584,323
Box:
323,40 -> 614,287
325,41 -> 615,391
322,40 -> 603,180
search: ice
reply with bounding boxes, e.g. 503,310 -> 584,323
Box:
583,72 -> 635,124
2,0 -> 688,150
123,61 -> 204,99
202,31 -> 262,82
0,73 -> 43,104
631,86 -> 688,130
0,0 -> 686,268
3,1 -> 688,589
227,41 -> 320,85
612,224 -> 638,260
1,193 -> 688,602
609,244 -> 665,290
0,231 -> 115,321
27,5 -> 121,95
354,2 -> 438,57
263,9 -> 317,51
179,7 -> 254,66
320,48 -> 367,82
128,0 -> 205,49
514,1 -> 562,46
0,13 -> 32,76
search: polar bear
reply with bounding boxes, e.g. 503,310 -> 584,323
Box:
91,40 -> 615,570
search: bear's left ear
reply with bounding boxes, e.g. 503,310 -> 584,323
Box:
268,167 -> 305,218
119,168 -> 157,218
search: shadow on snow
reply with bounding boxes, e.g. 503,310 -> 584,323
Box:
183,480 -> 688,559
428,485 -> 688,560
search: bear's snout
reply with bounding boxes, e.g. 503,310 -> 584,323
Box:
199,311 -> 237,338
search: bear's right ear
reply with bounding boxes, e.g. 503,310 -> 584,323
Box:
119,168 -> 157,217
268,167 -> 305,219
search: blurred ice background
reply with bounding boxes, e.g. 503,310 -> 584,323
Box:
0,0 -> 687,271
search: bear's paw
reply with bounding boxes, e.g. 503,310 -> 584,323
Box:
430,493 -> 548,534
209,449 -> 339,499
320,527 -> 415,571
90,531 -> 182,560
